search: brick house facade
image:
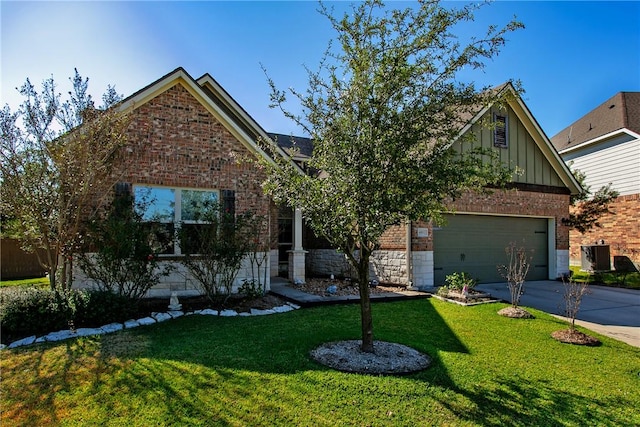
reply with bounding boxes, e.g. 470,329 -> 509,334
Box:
74,68 -> 298,297
74,70 -> 579,295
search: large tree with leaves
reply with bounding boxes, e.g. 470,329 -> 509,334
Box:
0,70 -> 131,290
262,0 -> 523,353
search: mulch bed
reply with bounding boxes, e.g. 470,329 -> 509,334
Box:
497,306 -> 535,319
290,278 -> 407,297
137,293 -> 288,317
551,328 -> 602,346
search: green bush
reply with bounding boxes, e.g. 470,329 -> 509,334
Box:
73,290 -> 138,328
238,279 -> 264,299
0,287 -> 74,343
0,288 -> 137,344
444,272 -> 477,291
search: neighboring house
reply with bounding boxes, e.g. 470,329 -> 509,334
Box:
551,92 -> 640,266
74,69 -> 580,296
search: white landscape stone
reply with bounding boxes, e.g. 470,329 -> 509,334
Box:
74,328 -> 105,337
8,336 -> 36,348
199,309 -> 218,316
152,312 -> 173,322
250,308 -> 276,316
137,317 -> 157,326
219,309 -> 238,317
167,311 -> 184,319
272,305 -> 294,313
124,319 -> 141,329
100,323 -> 124,333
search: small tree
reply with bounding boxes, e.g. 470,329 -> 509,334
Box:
498,242 -> 532,308
561,277 -> 590,331
0,70 -> 131,290
262,0 -> 522,352
552,276 -> 600,346
178,203 -> 259,304
243,214 -> 275,296
77,188 -> 172,301
563,166 -> 619,234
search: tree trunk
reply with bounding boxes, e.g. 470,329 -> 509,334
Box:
357,251 -> 374,353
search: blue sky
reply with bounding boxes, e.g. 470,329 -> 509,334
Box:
1,1 -> 639,138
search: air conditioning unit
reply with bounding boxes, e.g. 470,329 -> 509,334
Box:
580,245 -> 611,272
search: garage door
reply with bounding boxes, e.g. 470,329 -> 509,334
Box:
433,214 -> 549,285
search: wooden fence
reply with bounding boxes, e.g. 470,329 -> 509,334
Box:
0,239 -> 47,280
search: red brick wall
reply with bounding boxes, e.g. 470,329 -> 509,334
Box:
123,83 -> 270,218
376,188 -> 571,251
568,194 -> 640,263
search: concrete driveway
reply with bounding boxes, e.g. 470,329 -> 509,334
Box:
476,280 -> 640,347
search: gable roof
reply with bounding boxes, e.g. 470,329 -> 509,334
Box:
550,92 -> 640,153
462,83 -> 581,195
118,67 -> 300,171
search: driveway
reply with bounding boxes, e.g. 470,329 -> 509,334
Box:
476,280 -> 640,347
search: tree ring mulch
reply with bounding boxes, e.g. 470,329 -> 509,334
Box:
551,329 -> 601,346
310,340 -> 432,375
497,306 -> 535,319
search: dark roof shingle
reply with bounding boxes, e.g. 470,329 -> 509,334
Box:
551,92 -> 640,151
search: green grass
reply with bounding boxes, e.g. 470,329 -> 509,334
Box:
0,276 -> 49,288
570,265 -> 640,289
2,299 -> 639,426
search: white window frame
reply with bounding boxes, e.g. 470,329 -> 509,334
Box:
134,185 -> 220,255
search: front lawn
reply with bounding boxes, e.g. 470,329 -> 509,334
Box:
2,299 -> 638,426
0,276 -> 49,289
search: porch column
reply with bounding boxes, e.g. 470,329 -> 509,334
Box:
288,207 -> 307,283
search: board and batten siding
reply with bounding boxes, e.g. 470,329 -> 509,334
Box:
453,106 -> 565,187
561,134 -> 640,196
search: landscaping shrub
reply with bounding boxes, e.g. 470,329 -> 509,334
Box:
0,287 -> 137,344
0,287 -> 76,343
444,272 -> 477,291
73,289 -> 138,328
238,279 -> 264,299
77,189 -> 172,301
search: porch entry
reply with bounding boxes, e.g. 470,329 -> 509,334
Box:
277,206 -> 293,277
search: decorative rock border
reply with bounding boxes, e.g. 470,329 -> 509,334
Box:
430,293 -> 499,306
1,302 -> 301,350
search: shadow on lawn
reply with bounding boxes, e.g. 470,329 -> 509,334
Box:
3,300 -> 635,425
437,374 -> 633,426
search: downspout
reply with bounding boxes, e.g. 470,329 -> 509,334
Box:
406,219 -> 413,289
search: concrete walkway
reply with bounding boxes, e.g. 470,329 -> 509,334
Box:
476,281 -> 640,347
270,278 -> 429,308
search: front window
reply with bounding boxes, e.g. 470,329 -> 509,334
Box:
134,185 -> 219,255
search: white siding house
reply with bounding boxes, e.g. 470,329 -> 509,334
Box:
551,92 -> 640,265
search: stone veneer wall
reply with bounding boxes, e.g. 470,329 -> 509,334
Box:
306,249 -> 430,287
74,253 -> 270,298
568,194 -> 640,265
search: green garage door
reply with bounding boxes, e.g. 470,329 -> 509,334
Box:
433,214 -> 549,285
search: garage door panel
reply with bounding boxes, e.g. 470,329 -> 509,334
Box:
433,214 -> 548,285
